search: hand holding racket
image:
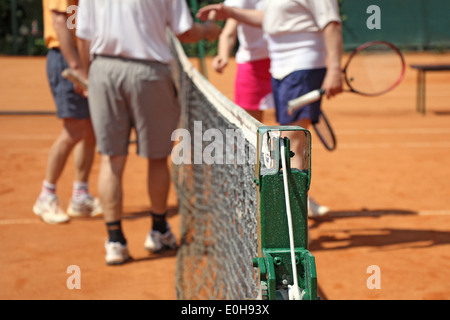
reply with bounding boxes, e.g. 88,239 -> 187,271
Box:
288,41 -> 406,113
62,68 -> 88,96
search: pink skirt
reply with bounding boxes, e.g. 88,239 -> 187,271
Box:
234,58 -> 273,111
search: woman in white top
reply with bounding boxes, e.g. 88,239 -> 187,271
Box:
199,0 -> 343,217
213,0 -> 273,122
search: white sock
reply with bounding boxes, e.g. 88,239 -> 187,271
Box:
39,181 -> 56,200
72,181 -> 90,204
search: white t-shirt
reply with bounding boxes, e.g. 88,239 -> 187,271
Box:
262,0 -> 341,79
76,0 -> 193,64
224,0 -> 269,63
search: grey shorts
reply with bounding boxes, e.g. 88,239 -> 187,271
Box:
88,56 -> 180,158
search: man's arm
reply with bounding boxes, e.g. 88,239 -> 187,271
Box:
51,9 -> 87,93
197,4 -> 264,28
176,20 -> 222,43
322,21 -> 343,99
77,38 -> 91,80
52,10 -> 82,72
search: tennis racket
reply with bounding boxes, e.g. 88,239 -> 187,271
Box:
287,41 -> 406,113
62,68 -> 88,91
313,111 -> 336,151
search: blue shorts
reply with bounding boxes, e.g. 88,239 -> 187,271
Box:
271,68 -> 326,125
46,49 -> 90,119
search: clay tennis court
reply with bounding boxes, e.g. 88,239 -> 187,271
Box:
1,52 -> 449,300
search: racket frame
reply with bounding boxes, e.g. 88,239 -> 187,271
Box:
313,111 -> 336,151
343,40 -> 406,96
287,41 -> 406,113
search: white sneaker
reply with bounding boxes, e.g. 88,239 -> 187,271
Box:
145,229 -> 177,253
308,197 -> 330,218
105,241 -> 130,265
33,195 -> 70,225
67,195 -> 103,217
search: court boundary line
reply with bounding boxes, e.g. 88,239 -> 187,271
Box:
313,141 -> 450,150
337,127 -> 450,135
326,210 -> 450,218
0,218 -> 42,226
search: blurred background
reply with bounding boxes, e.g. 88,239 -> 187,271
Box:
1,0 -> 449,57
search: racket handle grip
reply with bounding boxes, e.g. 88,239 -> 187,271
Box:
287,89 -> 325,114
62,68 -> 88,91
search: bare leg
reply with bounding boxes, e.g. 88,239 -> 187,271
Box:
144,157 -> 177,252
44,118 -> 89,184
284,119 -> 329,218
73,120 -> 96,183
36,118 -> 96,223
284,118 -> 311,170
147,158 -> 171,214
98,155 -> 127,223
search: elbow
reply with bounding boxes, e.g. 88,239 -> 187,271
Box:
177,30 -> 197,44
324,21 -> 342,32
51,11 -> 68,29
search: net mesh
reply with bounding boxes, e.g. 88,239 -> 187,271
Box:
170,33 -> 263,300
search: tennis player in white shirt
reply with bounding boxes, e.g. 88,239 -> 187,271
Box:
213,0 -> 273,122
76,0 -> 221,265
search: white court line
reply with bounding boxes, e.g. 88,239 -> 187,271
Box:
311,127 -> 450,149
417,210 -> 450,216
0,218 -> 41,226
327,210 -> 450,217
313,141 -> 450,150
336,128 -> 450,135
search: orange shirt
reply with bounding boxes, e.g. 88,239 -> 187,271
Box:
43,0 -> 79,49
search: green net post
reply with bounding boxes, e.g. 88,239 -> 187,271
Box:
253,126 -> 318,300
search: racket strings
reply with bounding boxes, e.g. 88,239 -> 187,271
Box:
345,44 -> 405,96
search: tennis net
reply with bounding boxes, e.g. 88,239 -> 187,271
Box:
170,33 -> 263,300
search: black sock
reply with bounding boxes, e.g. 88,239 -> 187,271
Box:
151,211 -> 168,233
106,220 -> 127,245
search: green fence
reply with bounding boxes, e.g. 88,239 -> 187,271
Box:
0,0 -> 46,55
0,0 -> 221,56
341,0 -> 450,50
1,0 -> 449,56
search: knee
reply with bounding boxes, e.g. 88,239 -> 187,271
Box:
57,130 -> 81,148
83,126 -> 97,145
62,119 -> 95,145
101,155 -> 127,174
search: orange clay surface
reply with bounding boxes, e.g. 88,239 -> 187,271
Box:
0,53 -> 449,300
